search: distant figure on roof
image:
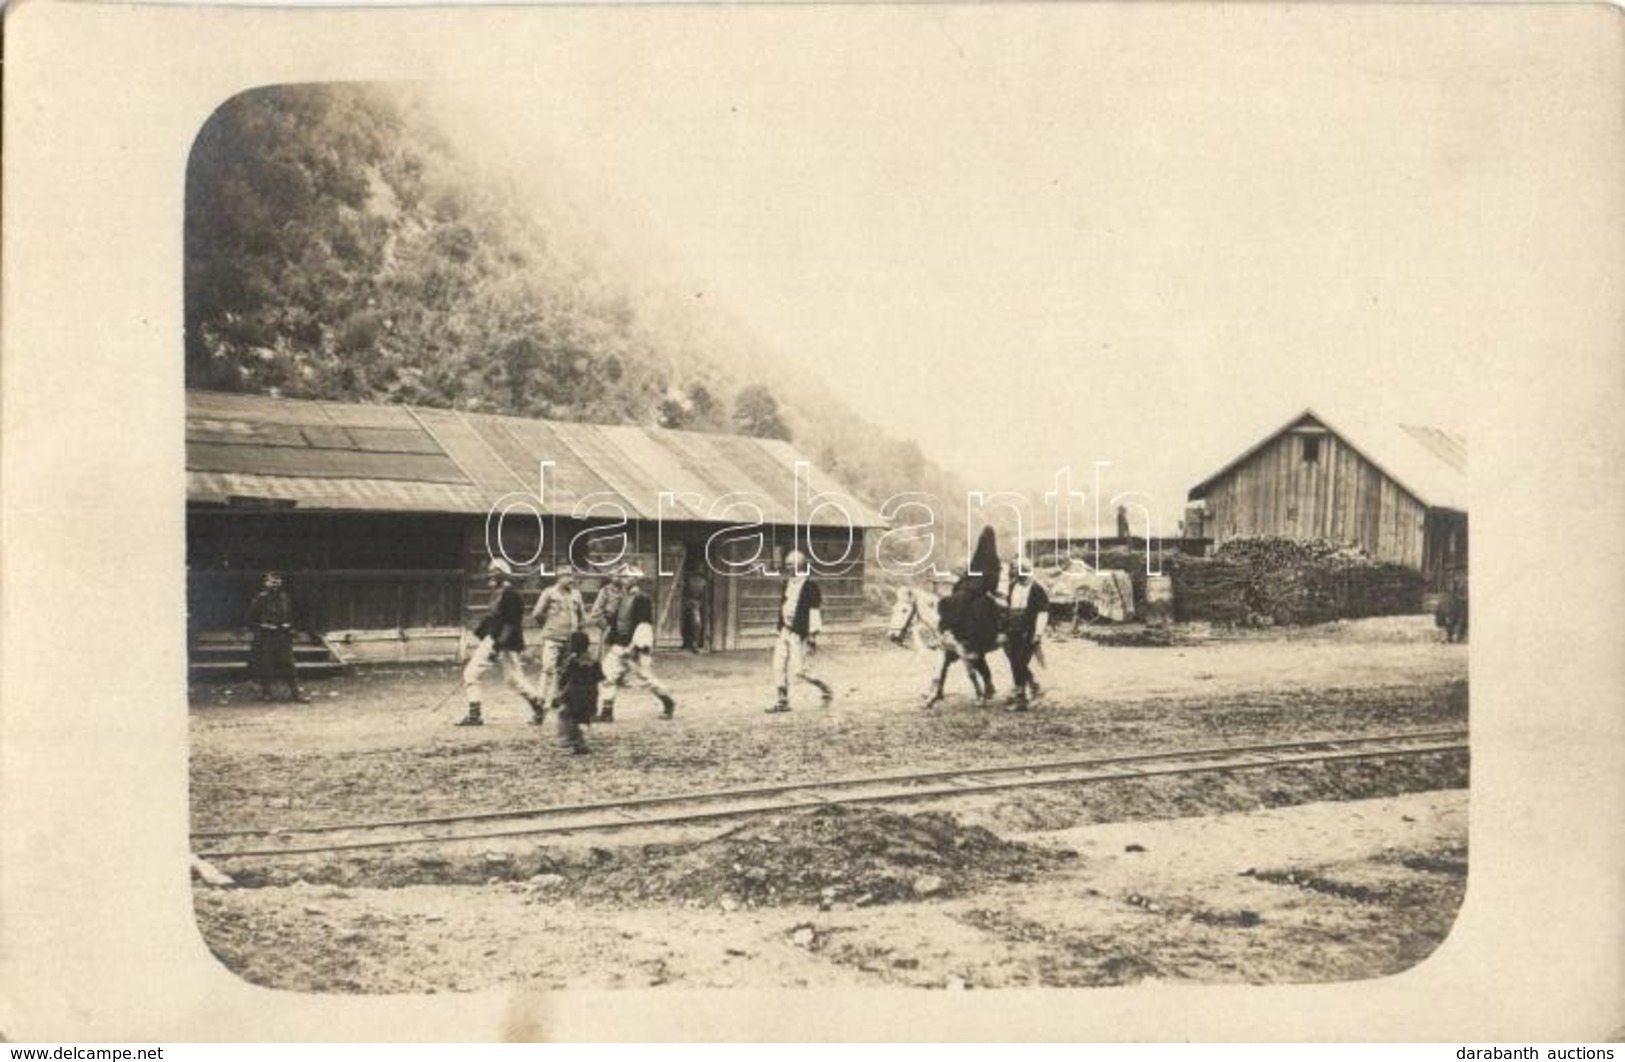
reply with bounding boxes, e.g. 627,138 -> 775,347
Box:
246,571 -> 310,703
1117,504 -> 1131,540
456,559 -> 548,727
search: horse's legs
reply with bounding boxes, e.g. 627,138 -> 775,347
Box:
924,653 -> 952,706
971,656 -> 994,701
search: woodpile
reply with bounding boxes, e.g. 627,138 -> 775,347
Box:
1168,536 -> 1424,626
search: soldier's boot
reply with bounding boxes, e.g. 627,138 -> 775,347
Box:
766,687 -> 791,714
657,692 -> 676,719
1005,689 -> 1030,713
809,677 -> 834,707
596,702 -> 615,724
455,703 -> 484,727
527,695 -> 548,726
1028,680 -> 1043,702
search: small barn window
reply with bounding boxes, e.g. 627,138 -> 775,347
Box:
1301,436 -> 1321,463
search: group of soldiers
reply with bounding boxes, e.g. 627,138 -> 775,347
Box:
458,549 -> 836,754
243,530 -> 1050,753
458,560 -> 676,754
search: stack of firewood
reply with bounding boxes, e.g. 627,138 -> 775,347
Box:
1169,537 -> 1423,625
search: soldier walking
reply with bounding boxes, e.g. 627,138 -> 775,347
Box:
456,558 -> 548,727
1003,558 -> 1051,710
597,565 -> 676,722
530,568 -> 586,717
766,550 -> 834,713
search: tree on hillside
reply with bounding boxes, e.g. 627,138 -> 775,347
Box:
184,82 -> 677,422
733,384 -> 792,441
182,81 -> 972,568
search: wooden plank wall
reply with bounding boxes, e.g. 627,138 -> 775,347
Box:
1202,430 -> 1426,568
466,520 -> 870,652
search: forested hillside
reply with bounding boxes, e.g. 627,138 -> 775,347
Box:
185,82 -> 971,559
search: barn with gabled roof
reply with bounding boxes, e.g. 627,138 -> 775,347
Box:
1186,408 -> 1466,591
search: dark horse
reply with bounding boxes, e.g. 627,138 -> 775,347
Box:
924,526 -> 1008,706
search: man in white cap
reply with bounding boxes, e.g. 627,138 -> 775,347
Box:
597,564 -> 676,722
456,557 -> 548,727
767,549 -> 834,713
530,568 -> 587,716
1003,557 -> 1050,710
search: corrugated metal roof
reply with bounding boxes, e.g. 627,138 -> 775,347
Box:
1187,407 -> 1467,512
185,390 -> 886,526
187,441 -> 469,483
188,471 -> 492,512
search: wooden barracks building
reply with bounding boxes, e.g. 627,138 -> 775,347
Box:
186,390 -> 883,667
1186,408 -> 1467,590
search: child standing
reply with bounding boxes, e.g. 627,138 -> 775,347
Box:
556,630 -> 601,755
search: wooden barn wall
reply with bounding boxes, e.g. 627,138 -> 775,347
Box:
191,511 -> 871,652
466,518 -> 869,651
186,512 -> 467,634
1201,432 -> 1426,568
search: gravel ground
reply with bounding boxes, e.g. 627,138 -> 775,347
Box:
190,615 -> 1469,992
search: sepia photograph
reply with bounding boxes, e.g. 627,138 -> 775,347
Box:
3,0 -> 1622,1042
181,75 -> 1472,993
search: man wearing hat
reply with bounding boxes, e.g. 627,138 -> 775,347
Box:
1003,557 -> 1051,711
245,571 -> 310,703
530,568 -> 587,715
597,565 -> 676,722
767,549 -> 835,713
457,558 -> 548,726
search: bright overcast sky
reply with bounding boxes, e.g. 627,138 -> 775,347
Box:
430,5 -> 1610,530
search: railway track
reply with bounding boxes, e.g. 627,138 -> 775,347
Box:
192,727 -> 1468,860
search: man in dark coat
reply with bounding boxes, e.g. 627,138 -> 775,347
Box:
766,549 -> 835,713
1003,558 -> 1051,710
246,571 -> 309,703
597,565 -> 676,722
680,561 -> 708,653
1436,573 -> 1469,644
456,558 -> 547,727
554,630 -> 600,755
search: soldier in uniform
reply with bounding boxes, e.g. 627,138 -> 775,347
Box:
586,571 -> 626,661
766,549 -> 835,713
596,565 -> 676,722
246,571 -> 309,703
530,568 -> 587,717
456,558 -> 548,727
1003,558 -> 1051,710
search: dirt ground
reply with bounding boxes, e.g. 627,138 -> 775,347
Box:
190,615 -> 1469,993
